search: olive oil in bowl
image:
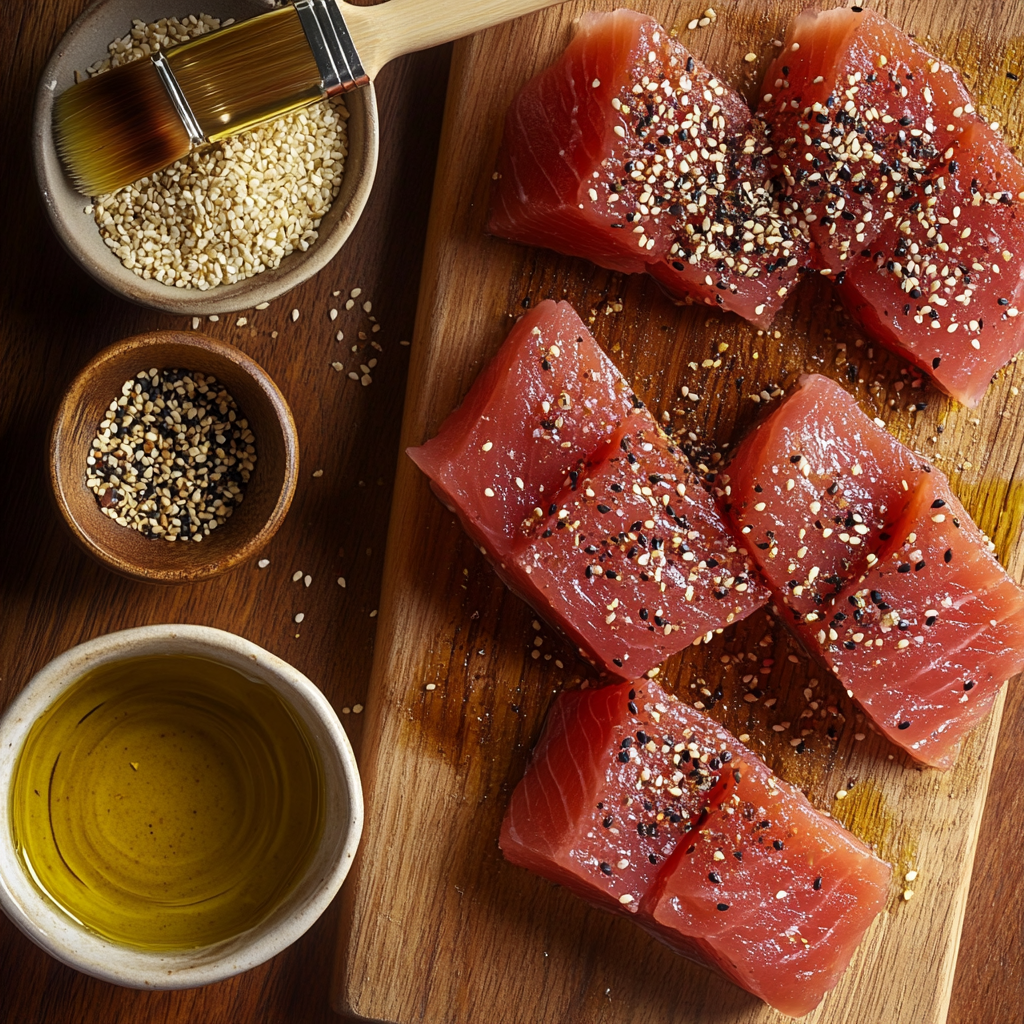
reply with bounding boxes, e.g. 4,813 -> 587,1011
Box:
9,654 -> 325,950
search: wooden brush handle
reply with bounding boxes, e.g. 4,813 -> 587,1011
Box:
338,0 -> 562,79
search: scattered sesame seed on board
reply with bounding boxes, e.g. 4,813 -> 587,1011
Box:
292,570 -> 303,582
294,612 -> 305,623
257,559 -> 270,569
337,577 -> 347,588
304,575 -> 312,587
313,469 -> 324,477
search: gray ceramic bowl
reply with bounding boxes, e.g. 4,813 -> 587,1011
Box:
33,0 -> 378,315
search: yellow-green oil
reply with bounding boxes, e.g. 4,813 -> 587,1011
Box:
9,655 -> 325,950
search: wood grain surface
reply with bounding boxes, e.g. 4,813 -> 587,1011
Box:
0,2 -> 1022,1024
0,1 -> 450,1021
332,3 -> 1024,1023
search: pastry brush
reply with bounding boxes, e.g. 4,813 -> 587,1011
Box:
54,0 -> 560,195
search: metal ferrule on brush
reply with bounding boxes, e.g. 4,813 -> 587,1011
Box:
150,53 -> 205,145
293,0 -> 369,95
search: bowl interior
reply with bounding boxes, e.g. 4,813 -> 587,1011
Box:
0,625 -> 363,989
52,331 -> 298,582
33,0 -> 378,315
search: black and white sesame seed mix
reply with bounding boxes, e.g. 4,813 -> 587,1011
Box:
86,368 -> 256,541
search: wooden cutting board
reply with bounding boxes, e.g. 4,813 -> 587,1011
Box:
333,2 -> 1024,1021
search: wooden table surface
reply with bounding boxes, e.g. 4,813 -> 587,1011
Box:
0,1 -> 1020,1022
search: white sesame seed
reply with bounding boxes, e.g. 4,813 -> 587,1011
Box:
619,893 -> 634,904
258,558 -> 270,568
304,575 -> 312,587
337,577 -> 346,587
292,570 -> 303,582
294,612 -> 305,623
292,309 -> 300,322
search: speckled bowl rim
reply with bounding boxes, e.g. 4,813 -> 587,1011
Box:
32,0 -> 379,315
0,625 -> 364,989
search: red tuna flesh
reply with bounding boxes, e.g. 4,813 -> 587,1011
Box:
760,7 -> 1024,406
641,756 -> 891,1018
407,300 -> 636,562
488,10 -> 807,328
723,373 -> 1024,767
411,300 -> 765,679
815,472 -> 1024,768
500,680 -> 736,914
721,374 -> 924,624
514,419 -> 767,678
501,679 -> 890,1016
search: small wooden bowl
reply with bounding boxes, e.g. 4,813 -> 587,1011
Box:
51,331 -> 299,583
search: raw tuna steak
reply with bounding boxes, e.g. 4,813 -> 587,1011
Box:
723,373 -> 1024,767
501,679 -> 890,1017
721,373 -> 924,624
489,10 -> 807,328
642,755 -> 891,1018
514,419 -> 767,677
411,300 -> 766,679
815,472 -> 1024,768
407,300 -> 636,563
500,680 -> 736,914
760,7 -> 1024,406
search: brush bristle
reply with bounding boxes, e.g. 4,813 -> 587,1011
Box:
168,6 -> 324,142
53,6 -> 327,196
53,59 -> 192,196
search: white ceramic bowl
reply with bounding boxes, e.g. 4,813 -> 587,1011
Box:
33,0 -> 379,315
0,624 -> 363,989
